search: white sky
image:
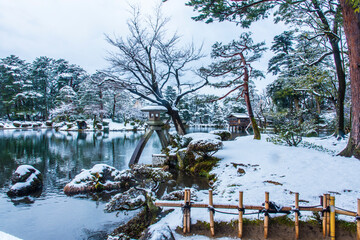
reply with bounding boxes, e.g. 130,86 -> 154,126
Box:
0,0 -> 286,91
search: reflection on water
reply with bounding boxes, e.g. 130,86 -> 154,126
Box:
0,128 -> 223,240
0,129 -> 161,240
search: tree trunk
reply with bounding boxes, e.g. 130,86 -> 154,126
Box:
338,0 -> 360,158
240,52 -> 261,140
168,108 -> 186,135
112,94 -> 116,121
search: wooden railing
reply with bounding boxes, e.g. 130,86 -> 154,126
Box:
155,189 -> 360,240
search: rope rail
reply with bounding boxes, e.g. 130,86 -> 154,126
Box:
155,190 -> 360,240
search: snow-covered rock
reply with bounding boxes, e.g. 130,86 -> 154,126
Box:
142,224 -> 175,240
209,130 -> 232,141
63,164 -> 126,195
7,165 -> 43,197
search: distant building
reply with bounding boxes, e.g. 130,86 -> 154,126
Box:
227,113 -> 250,132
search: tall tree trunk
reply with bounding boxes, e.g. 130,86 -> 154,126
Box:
241,52 -> 261,140
338,0 -> 360,158
312,0 -> 346,137
331,42 -> 346,137
168,108 -> 186,136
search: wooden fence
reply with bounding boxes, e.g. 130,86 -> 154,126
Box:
155,189 -> 360,240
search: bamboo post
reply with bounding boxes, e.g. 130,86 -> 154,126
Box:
357,199 -> 360,240
183,189 -> 188,233
295,192 -> 299,239
264,192 -> 269,239
186,189 -> 191,233
322,194 -> 327,238
238,191 -> 244,238
329,196 -> 335,240
326,194 -> 330,237
209,189 -> 215,236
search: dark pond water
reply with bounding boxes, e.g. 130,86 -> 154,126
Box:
0,128 -> 212,240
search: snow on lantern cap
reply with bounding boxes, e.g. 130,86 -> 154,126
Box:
141,105 -> 167,123
141,105 -> 168,112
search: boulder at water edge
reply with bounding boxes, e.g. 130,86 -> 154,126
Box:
63,164 -> 128,195
7,165 -> 43,197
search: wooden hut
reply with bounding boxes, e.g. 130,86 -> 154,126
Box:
227,113 -> 250,132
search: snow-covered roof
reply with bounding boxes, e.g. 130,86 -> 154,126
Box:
141,105 -> 167,112
227,113 -> 249,119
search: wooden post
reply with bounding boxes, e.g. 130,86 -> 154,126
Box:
183,189 -> 188,233
357,199 -> 360,240
329,196 -> 335,240
295,192 -> 299,239
209,189 -> 215,236
322,195 -> 327,238
238,191 -> 244,238
264,192 -> 269,239
326,194 -> 330,237
186,189 -> 191,233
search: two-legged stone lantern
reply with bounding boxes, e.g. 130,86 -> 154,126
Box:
129,105 -> 169,166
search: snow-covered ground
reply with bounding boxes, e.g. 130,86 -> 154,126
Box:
151,134 -> 360,239
0,119 -> 144,131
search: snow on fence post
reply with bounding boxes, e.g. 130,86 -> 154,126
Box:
209,189 -> 215,236
264,192 -> 270,239
330,196 -> 336,240
295,192 -> 299,239
238,191 -> 244,238
357,199 -> 360,240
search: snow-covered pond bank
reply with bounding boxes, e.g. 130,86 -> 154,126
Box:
0,129 -> 160,240
152,134 -> 360,239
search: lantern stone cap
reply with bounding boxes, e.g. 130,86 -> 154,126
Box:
141,105 -> 167,112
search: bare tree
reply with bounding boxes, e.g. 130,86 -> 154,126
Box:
104,5 -> 207,135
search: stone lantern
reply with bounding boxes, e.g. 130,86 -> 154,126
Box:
129,105 -> 169,166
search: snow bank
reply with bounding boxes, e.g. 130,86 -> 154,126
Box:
0,231 -> 22,240
150,134 -> 360,239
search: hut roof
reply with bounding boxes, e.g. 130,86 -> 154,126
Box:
227,113 -> 249,119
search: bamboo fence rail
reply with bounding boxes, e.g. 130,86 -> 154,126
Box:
155,189 -> 360,239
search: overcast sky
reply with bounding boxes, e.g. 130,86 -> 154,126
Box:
0,0 -> 286,91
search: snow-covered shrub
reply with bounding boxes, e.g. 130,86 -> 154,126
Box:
210,129 -> 232,141
7,165 -> 43,197
105,188 -> 146,212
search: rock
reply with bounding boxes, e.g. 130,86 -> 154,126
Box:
107,233 -> 132,240
210,130 -> 232,141
21,123 -> 32,128
187,138 -> 223,157
13,121 -> 21,127
45,120 -> 53,127
0,123 -> 4,128
102,120 -> 109,127
141,225 -> 175,240
63,164 -> 127,195
161,189 -> 198,201
96,123 -> 103,130
7,165 -> 43,197
32,122 -> 42,128
76,120 -> 87,130
66,122 -> 73,129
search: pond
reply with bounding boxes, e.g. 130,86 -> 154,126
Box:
0,128 -> 212,240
